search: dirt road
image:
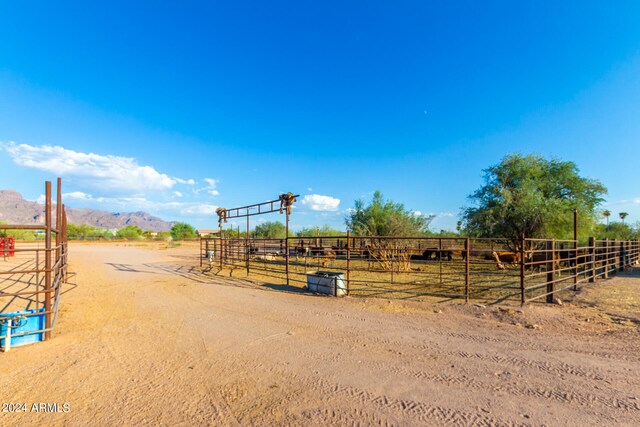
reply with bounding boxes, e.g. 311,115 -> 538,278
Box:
1,243 -> 639,426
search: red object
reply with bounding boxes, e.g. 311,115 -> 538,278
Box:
1,236 -> 15,257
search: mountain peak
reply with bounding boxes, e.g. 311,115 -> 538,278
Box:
0,190 -> 175,232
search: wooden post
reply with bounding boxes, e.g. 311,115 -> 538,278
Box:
588,237 -> 596,283
619,241 -> 625,272
546,239 -> 555,304
346,231 -> 351,295
44,181 -> 52,340
200,237 -> 203,268
465,238 -> 471,303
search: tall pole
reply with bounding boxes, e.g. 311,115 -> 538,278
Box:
56,178 -> 62,283
246,215 -> 250,275
44,181 -> 52,340
285,210 -> 290,286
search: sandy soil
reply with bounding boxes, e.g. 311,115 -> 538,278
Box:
1,242 -> 639,426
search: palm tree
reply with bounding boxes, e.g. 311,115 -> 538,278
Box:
619,212 -> 629,225
603,210 -> 611,225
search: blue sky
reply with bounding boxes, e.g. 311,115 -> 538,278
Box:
1,1 -> 640,232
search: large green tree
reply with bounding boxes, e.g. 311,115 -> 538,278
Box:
296,225 -> 345,237
116,225 -> 144,240
253,221 -> 292,238
461,154 -> 607,242
171,222 -> 196,240
345,191 -> 434,236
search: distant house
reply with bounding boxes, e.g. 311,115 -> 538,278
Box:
196,229 -> 219,238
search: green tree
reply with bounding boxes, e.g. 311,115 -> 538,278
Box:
253,221 -> 291,238
619,212 -> 629,225
61,223 -> 113,240
170,222 -> 196,240
461,154 -> 607,243
594,221 -> 633,240
296,225 -> 345,237
345,191 -> 434,236
116,225 -> 144,240
220,229 -> 248,239
602,210 -> 611,225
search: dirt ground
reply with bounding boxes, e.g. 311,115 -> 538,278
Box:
1,242 -> 639,426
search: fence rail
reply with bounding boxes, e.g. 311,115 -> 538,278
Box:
201,234 -> 640,304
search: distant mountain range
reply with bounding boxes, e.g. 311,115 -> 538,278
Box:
0,189 -> 175,232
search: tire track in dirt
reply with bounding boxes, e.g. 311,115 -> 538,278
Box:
308,376 -> 520,426
299,407 -> 396,427
450,350 -> 606,381
310,325 -> 613,384
279,339 -> 638,415
370,361 -> 639,412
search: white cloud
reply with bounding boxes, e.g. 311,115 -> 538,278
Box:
51,190 -> 218,218
63,191 -> 92,200
1,141 -> 176,192
604,198 -> 640,206
301,194 -> 340,211
194,177 -> 220,196
172,191 -> 184,198
180,204 -> 219,216
174,178 -> 196,185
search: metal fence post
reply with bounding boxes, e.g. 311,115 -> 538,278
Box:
519,235 -> 525,305
346,231 -> 351,294
465,237 -> 470,303
285,210 -> 290,286
44,181 -> 52,340
246,216 -> 250,275
620,241 -> 625,272
588,237 -> 595,283
546,239 -> 555,304
219,236 -> 223,270
603,238 -> 609,279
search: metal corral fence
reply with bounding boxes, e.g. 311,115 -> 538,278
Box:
201,234 -> 640,304
0,179 -> 69,351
